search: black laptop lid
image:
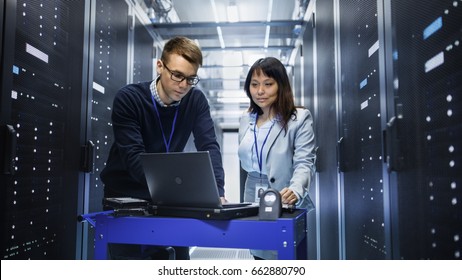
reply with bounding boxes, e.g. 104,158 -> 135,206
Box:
140,151 -> 222,208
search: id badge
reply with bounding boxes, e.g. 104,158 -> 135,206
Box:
255,183 -> 269,202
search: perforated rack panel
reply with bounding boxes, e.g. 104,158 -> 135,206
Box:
2,0 -> 86,259
391,0 -> 462,259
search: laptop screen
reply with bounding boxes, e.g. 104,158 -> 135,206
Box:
140,151 -> 223,208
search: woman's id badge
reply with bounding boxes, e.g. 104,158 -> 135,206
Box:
255,183 -> 268,202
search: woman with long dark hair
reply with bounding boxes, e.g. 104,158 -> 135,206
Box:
238,57 -> 317,260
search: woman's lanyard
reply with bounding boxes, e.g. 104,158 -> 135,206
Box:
151,95 -> 179,153
253,115 -> 275,177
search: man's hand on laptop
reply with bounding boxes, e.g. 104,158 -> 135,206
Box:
220,197 -> 228,204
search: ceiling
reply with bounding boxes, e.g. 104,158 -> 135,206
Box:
141,0 -> 312,129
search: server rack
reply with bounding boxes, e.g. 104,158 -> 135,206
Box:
308,0 -> 461,260
83,0 -> 155,259
332,0 -> 462,259
1,0 -> 87,259
387,0 -> 462,259
82,0 -> 130,260
0,0 -> 156,259
337,0 -> 387,260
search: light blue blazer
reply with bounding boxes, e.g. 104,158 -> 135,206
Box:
238,108 -> 316,209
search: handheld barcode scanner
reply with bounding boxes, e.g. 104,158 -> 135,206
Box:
258,188 -> 282,220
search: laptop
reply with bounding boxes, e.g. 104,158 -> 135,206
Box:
139,151 -> 259,220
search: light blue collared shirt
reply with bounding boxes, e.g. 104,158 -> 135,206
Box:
238,113 -> 276,175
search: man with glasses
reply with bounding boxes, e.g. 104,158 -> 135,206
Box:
100,36 -> 225,260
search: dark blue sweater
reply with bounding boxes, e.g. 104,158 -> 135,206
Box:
100,81 -> 225,199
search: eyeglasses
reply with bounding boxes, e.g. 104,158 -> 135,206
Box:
162,62 -> 200,86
